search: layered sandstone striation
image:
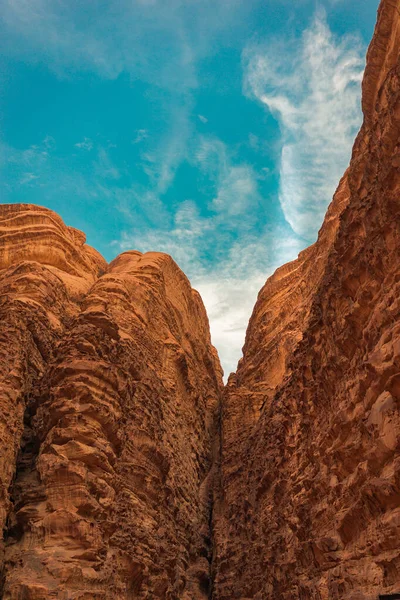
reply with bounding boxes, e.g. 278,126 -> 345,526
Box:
0,205 -> 106,580
1,1 -> 400,598
213,0 -> 400,598
220,172 -> 351,477
0,206 -> 222,599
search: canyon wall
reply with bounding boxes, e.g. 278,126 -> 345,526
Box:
213,0 -> 400,598
1,1 -> 400,599
0,205 -> 222,599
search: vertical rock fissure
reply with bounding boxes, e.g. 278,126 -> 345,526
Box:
208,393 -> 223,600
207,477 -> 216,600
0,388 -> 44,599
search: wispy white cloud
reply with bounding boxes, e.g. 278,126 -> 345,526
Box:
94,147 -> 121,180
119,215 -> 300,377
132,129 -> 148,144
0,0 -> 251,84
118,136 -> 302,376
19,172 -> 39,185
5,137 -> 51,172
195,136 -> 227,174
119,201 -> 208,273
2,138 -> 122,206
211,165 -> 259,216
192,225 -> 300,376
195,135 -> 262,217
0,0 -> 253,206
155,105 -> 193,195
136,100 -> 193,198
198,114 -> 208,124
243,9 -> 364,240
114,10 -> 366,376
75,137 -> 93,151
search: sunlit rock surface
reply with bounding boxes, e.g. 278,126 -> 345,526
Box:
212,1 -> 400,598
0,205 -> 222,599
1,1 -> 400,598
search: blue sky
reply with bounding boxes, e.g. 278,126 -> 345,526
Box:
0,0 -> 379,376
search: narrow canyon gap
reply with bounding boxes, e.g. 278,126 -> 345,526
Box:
0,0 -> 400,598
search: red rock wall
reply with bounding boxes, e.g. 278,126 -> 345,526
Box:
220,172 -> 350,485
0,206 -> 222,599
0,205 -> 106,581
1,2 -> 400,598
212,1 -> 400,598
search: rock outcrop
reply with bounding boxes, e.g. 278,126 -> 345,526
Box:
212,1 -> 400,598
2,1 -> 400,598
0,205 -> 222,599
0,205 -> 106,581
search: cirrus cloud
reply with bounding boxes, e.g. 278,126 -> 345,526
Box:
243,9 -> 364,240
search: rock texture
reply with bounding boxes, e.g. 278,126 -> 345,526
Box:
213,1 -> 400,598
0,205 -> 106,581
0,205 -> 222,599
2,1 -> 400,598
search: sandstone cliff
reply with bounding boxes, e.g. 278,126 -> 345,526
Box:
1,0 -> 400,598
213,0 -> 400,598
0,205 -> 222,599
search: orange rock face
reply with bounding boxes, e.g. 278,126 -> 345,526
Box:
0,204 -> 106,579
2,1 -> 400,598
0,206 -> 222,599
213,1 -> 400,598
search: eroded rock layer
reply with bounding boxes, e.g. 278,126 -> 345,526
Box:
213,1 -> 400,598
0,205 -> 106,580
0,206 -> 222,599
1,1 -> 400,598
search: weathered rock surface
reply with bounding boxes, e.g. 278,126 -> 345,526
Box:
0,204 -> 106,581
2,1 -> 400,598
213,1 -> 400,598
0,206 -> 222,598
